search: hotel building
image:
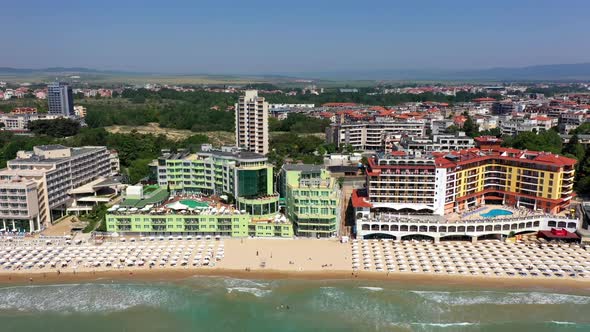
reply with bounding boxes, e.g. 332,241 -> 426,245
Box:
279,165 -> 340,238
47,82 -> 74,117
397,132 -> 475,152
0,145 -> 114,232
155,145 -> 279,221
105,186 -> 293,238
326,120 -> 427,151
353,146 -> 578,240
235,90 -> 269,154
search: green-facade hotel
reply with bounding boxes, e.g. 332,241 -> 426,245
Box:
106,145 -> 293,237
279,165 -> 341,238
106,145 -> 342,238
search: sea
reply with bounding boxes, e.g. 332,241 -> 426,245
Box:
0,277 -> 589,331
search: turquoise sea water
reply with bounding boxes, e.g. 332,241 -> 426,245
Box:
481,209 -> 514,218
0,277 -> 589,331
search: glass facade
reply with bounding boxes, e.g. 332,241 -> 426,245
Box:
238,169 -> 267,198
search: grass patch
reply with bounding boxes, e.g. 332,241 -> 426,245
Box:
80,204 -> 108,233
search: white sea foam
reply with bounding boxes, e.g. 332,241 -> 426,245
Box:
226,287 -> 271,297
358,286 -> 384,292
222,277 -> 269,289
411,322 -> 478,327
0,283 -> 178,313
550,321 -> 577,325
411,290 -> 590,305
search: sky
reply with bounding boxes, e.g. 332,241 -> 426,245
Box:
1,0 -> 589,74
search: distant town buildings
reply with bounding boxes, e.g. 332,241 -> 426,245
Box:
74,105 -> 87,118
235,90 -> 269,155
396,132 -> 475,152
326,120 -> 427,151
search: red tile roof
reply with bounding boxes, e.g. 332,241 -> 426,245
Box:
351,190 -> 372,208
532,116 -> 552,121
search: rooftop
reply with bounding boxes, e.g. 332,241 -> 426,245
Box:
35,144 -> 67,151
10,146 -> 106,164
282,164 -> 324,172
160,146 -> 267,162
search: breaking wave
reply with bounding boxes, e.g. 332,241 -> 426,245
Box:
0,283 -> 185,313
411,290 -> 590,306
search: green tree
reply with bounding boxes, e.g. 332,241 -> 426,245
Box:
28,118 -> 81,137
563,134 -> 585,161
462,115 -> 479,137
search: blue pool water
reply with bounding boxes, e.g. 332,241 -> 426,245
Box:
481,209 -> 513,218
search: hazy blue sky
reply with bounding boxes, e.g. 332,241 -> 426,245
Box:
1,0 -> 588,74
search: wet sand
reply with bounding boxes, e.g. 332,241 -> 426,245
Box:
2,267 -> 590,295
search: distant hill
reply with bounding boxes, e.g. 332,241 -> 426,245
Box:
2,63 -> 590,82
297,63 -> 590,81
452,63 -> 590,81
0,67 -> 134,76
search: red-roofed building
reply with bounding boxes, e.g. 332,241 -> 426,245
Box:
474,136 -> 503,149
355,147 -> 576,218
351,189 -> 372,208
11,107 -> 37,115
353,147 -> 578,240
453,115 -> 467,127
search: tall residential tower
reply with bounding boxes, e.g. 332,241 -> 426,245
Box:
235,90 -> 269,155
47,82 -> 74,116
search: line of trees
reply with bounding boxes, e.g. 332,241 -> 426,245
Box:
0,128 -> 210,184
262,90 -> 493,105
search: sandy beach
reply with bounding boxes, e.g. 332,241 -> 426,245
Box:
0,237 -> 590,294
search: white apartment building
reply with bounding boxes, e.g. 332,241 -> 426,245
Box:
269,103 -> 315,109
398,132 -> 475,152
74,105 -> 87,118
499,116 -> 557,136
326,120 -> 427,151
0,113 -> 62,131
235,90 -> 269,155
0,145 -> 114,232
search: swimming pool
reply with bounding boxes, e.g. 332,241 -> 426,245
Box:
179,199 -> 209,209
480,209 -> 513,218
